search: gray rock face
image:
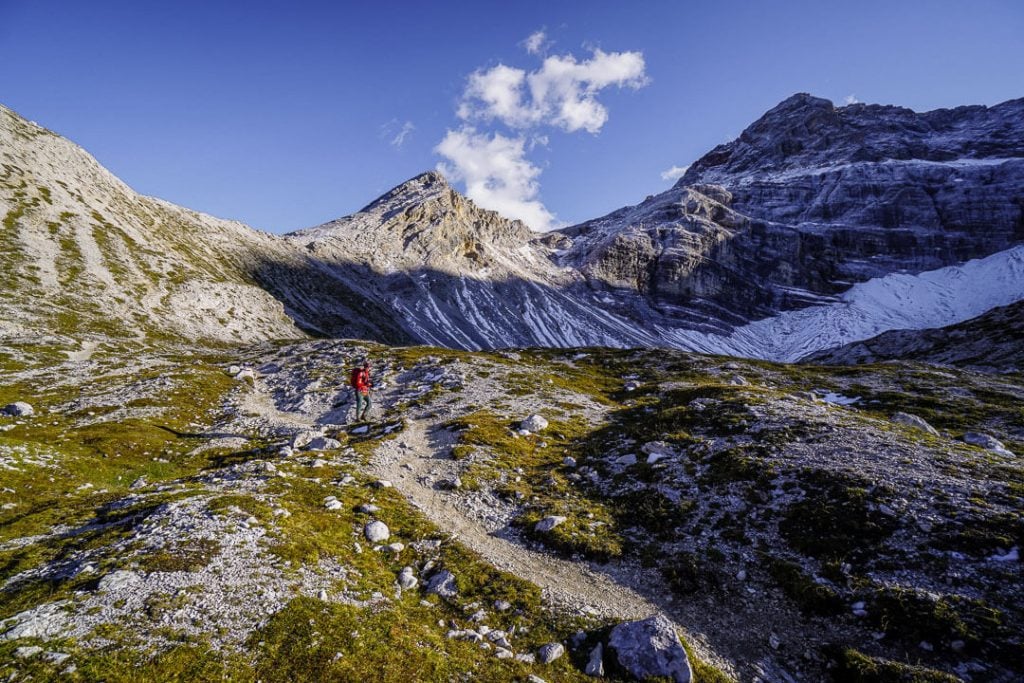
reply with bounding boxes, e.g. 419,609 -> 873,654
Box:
425,569 -> 458,599
4,97 -> 1021,360
607,615 -> 692,683
98,570 -> 142,593
560,94 -> 1024,334
1,602 -> 71,641
1,402 -> 33,417
891,412 -> 940,436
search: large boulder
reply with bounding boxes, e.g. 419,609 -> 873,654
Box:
364,521 -> 390,543
964,432 -> 1014,456
304,436 -> 342,451
891,412 -> 939,436
1,402 -> 34,417
537,642 -> 565,664
607,615 -> 692,683
534,516 -> 567,533
520,415 -> 549,433
425,569 -> 458,599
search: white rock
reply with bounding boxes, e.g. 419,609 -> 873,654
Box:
563,456 -> 577,468
318,589 -> 329,601
234,368 -> 256,383
989,546 -> 1019,562
129,477 -> 147,490
356,504 -> 380,514
534,516 -> 567,533
964,432 -> 1014,455
398,566 -> 418,590
520,415 -> 549,433
385,542 -> 405,553
263,462 -> 278,474
585,642 -> 605,676
1,402 -> 34,417
537,642 -> 564,664
371,480 -> 393,488
1,602 -> 70,641
291,430 -> 321,449
310,458 -> 329,468
425,569 -> 458,599
364,521 -> 390,543
495,647 -> 514,659
891,412 -> 939,436
306,436 -> 342,451
324,500 -> 343,511
608,616 -> 692,683
350,426 -> 369,435
615,453 -> 637,467
98,570 -> 142,593
494,599 -> 512,612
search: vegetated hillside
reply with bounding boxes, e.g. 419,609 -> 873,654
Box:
0,104 -> 409,356
1,339 -> 1021,681
804,299 -> 1024,370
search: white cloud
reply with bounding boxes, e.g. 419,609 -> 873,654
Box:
523,29 -> 548,55
435,127 -> 557,231
392,121 -> 415,148
436,40 -> 647,230
844,94 -> 859,105
660,164 -> 689,181
380,119 -> 416,149
458,48 -> 648,134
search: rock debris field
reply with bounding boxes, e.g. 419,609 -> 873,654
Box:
0,339 -> 1022,682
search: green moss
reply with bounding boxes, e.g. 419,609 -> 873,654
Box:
139,538 -> 221,573
767,558 -> 844,616
870,587 -> 1008,659
826,646 -> 960,682
661,551 -> 722,595
779,470 -> 896,562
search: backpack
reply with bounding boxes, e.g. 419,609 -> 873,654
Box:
349,368 -> 363,389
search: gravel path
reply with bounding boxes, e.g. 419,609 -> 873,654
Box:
368,417 -> 737,677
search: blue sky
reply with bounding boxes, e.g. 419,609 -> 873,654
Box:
2,0 -> 1022,232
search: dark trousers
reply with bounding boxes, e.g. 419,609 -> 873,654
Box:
355,391 -> 371,419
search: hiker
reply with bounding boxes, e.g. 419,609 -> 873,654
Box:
350,359 -> 373,421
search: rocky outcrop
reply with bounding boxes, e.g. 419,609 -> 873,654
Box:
558,94 -> 1024,332
607,616 -> 692,683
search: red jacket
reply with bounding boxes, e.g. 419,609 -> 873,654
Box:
350,367 -> 371,394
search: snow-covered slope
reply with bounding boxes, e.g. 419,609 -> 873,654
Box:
663,245 -> 1024,361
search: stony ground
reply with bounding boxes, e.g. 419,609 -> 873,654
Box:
1,339 -> 1021,682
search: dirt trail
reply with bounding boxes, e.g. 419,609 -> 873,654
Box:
240,368 -> 746,678
368,418 -> 736,676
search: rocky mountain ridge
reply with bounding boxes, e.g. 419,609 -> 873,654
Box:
560,94 -> 1024,334
3,94 -> 1022,361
